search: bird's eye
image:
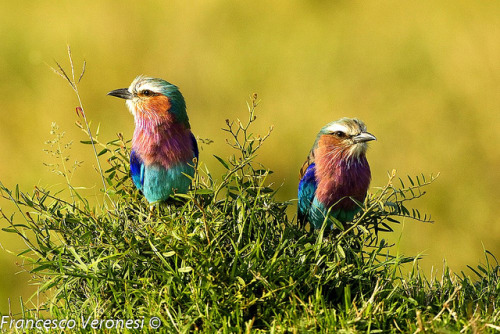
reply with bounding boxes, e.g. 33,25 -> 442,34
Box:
141,89 -> 152,96
332,131 -> 346,138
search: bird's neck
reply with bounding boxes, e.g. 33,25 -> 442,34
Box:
132,117 -> 193,168
315,146 -> 371,210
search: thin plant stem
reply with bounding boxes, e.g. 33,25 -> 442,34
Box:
56,138 -> 75,202
50,45 -> 115,209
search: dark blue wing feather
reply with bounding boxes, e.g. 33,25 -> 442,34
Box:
190,132 -> 199,160
130,149 -> 144,191
298,163 -> 317,223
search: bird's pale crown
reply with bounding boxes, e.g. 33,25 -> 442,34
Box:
322,118 -> 367,136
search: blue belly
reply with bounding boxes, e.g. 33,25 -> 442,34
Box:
142,163 -> 195,203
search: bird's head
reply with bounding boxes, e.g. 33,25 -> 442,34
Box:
316,118 -> 376,158
108,76 -> 189,127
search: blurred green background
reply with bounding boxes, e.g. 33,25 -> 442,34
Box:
0,0 -> 499,314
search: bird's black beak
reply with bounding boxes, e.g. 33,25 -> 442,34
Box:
107,88 -> 133,100
353,132 -> 377,143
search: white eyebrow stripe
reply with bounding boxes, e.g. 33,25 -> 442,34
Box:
136,82 -> 162,93
325,123 -> 349,133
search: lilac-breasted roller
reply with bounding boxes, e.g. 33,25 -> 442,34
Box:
298,118 -> 376,229
108,76 -> 198,204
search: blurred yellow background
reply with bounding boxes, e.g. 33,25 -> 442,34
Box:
0,0 -> 499,314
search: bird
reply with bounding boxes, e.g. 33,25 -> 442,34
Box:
107,76 -> 198,204
298,118 -> 376,229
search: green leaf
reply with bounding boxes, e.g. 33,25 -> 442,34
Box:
213,155 -> 230,170
331,217 -> 344,231
31,263 -> 54,273
97,148 -> 108,156
408,175 -> 415,186
163,251 -> 176,257
336,243 -> 346,259
67,246 -> 88,272
194,188 -> 214,195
